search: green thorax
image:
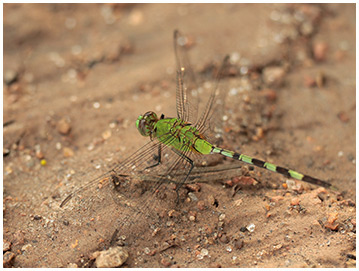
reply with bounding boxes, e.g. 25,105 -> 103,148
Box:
136,111 -> 213,155
155,118 -> 213,154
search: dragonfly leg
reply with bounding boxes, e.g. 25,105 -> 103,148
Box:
109,228 -> 119,246
145,144 -> 162,170
170,149 -> 194,204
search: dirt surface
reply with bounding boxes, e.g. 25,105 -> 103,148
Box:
3,3 -> 356,268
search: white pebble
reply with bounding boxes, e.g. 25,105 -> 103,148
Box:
247,223 -> 255,232
93,102 -> 100,109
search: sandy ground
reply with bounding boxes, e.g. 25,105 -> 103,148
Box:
3,3 -> 356,268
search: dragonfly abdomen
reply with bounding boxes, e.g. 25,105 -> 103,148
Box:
211,147 -> 332,188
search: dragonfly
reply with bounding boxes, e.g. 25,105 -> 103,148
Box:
60,30 -> 333,239
135,30 -> 333,194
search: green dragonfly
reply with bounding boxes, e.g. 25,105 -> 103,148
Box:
61,30 -> 332,214
134,30 -> 332,193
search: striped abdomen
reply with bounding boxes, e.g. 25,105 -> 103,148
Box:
211,147 -> 332,188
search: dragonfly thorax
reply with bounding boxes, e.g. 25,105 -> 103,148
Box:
136,111 -> 159,137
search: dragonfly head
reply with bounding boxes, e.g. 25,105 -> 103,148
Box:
136,111 -> 159,137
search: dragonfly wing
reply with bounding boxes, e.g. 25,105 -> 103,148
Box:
196,55 -> 232,146
174,30 -> 200,125
59,140 -> 161,207
59,132 -> 197,248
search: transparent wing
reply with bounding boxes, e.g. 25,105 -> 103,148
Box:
59,131 -> 198,249
174,30 -> 200,125
195,55 -> 232,146
174,31 -> 232,167
60,140 -> 162,207
145,162 -> 244,185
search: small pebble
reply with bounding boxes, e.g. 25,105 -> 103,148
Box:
4,70 -> 18,85
160,257 -> 172,267
143,247 -> 151,255
220,235 -> 229,244
226,178 -> 235,187
225,245 -> 233,253
3,251 -> 16,267
234,239 -> 244,250
231,255 -> 240,265
55,142 -> 62,150
290,197 -> 300,206
35,149 -> 44,159
240,226 -> 247,232
273,244 -> 283,250
71,239 -> 78,249
21,243 -> 32,252
57,118 -> 71,135
13,230 -> 25,245
325,222 -> 339,231
313,41 -> 328,61
327,212 -> 338,224
218,221 -> 224,228
304,75 -> 316,87
63,147 -> 74,157
260,88 -> 277,102
207,194 -> 216,206
324,212 -> 339,231
317,192 -> 326,202
240,66 -> 249,75
197,200 -> 206,210
168,209 -> 179,217
166,221 -> 174,227
243,94 -> 250,103
188,192 -> 198,202
152,228 -> 160,237
229,87 -> 239,96
3,240 -> 11,252
286,179 -> 297,190
128,10 -> 144,26
262,66 -> 286,87
102,130 -> 112,140
233,199 -> 243,207
33,215 -> 42,220
301,21 -> 314,36
93,246 -> 128,268
237,176 -> 258,186
189,215 -> 196,222
186,183 -> 201,192
246,223 -> 255,232
201,248 -> 209,256
230,52 -> 240,63
3,148 -> 10,156
87,144 -> 95,151
338,111 -> 350,123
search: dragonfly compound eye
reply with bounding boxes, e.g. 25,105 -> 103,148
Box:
136,111 -> 158,137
